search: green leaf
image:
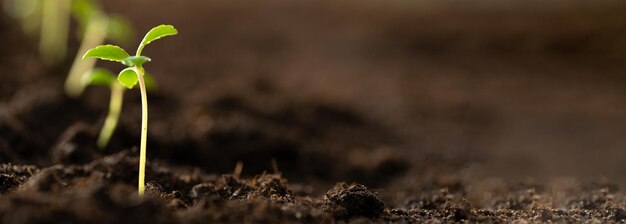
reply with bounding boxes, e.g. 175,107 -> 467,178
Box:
81,68 -> 115,87
117,68 -> 138,89
122,56 -> 151,67
83,45 -> 130,62
136,24 -> 178,55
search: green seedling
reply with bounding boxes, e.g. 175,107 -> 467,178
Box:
5,0 -> 131,67
83,24 -> 177,196
80,68 -> 156,149
5,0 -> 132,67
66,0 -> 133,97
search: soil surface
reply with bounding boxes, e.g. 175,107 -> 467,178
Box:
4,0 -> 626,223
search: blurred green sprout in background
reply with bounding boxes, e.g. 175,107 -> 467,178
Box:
3,0 -> 133,70
66,0 -> 134,98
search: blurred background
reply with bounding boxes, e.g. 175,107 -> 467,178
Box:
4,0 -> 626,206
108,0 -> 626,180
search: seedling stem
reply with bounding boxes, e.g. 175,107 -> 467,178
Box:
96,82 -> 124,148
135,65 -> 148,196
66,14 -> 109,97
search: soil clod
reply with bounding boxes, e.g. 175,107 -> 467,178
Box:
324,183 -> 385,219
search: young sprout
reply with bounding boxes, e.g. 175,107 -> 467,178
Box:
83,25 -> 177,196
66,0 -> 134,97
79,68 -> 156,149
5,0 -> 131,67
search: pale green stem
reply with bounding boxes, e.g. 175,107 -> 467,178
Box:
134,65 -> 148,196
40,0 -> 70,65
96,82 -> 124,149
66,14 -> 109,97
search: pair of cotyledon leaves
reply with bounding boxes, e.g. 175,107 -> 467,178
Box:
82,24 -> 177,89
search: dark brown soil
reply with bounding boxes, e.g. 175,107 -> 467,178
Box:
4,0 -> 626,223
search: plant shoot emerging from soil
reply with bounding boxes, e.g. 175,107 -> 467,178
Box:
83,24 -> 178,196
